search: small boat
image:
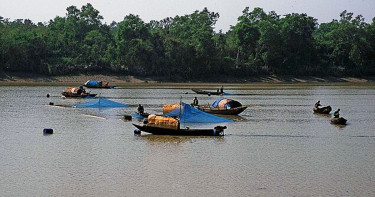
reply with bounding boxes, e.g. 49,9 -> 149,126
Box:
331,117 -> 347,125
61,87 -> 97,98
196,98 -> 246,115
191,88 -> 223,95
313,106 -> 332,114
133,112 -> 150,118
198,106 -> 247,115
83,80 -> 115,89
133,115 -> 227,136
133,124 -> 226,136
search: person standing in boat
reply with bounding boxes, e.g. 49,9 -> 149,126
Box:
220,86 -> 224,94
333,109 -> 340,118
192,97 -> 199,106
315,100 -> 321,109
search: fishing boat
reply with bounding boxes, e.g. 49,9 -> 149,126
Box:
83,80 -> 115,89
133,104 -> 228,136
198,105 -> 247,115
133,112 -> 150,118
197,98 -> 246,115
330,117 -> 347,125
61,87 -> 97,98
191,88 -> 223,95
133,123 -> 226,136
313,106 -> 332,114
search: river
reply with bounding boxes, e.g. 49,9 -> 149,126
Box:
1,84 -> 374,196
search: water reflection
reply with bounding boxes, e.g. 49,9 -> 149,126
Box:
135,134 -> 225,144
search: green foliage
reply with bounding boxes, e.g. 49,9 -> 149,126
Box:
0,4 -> 374,78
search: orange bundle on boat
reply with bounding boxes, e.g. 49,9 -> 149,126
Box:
147,114 -> 157,124
147,115 -> 178,128
64,87 -> 82,94
163,104 -> 180,114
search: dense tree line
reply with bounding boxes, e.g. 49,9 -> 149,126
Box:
0,4 -> 374,79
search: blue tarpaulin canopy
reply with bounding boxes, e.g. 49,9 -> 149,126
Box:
72,97 -> 129,108
163,102 -> 232,123
85,80 -> 102,86
211,98 -> 242,109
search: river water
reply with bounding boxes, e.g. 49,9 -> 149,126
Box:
0,84 -> 374,196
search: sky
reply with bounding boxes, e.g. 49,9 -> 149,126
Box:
0,0 -> 374,32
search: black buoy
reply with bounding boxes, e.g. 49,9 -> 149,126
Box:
46,94 -> 50,98
124,115 -> 132,121
134,129 -> 141,135
49,102 -> 54,105
43,128 -> 53,135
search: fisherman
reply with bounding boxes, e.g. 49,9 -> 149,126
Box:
333,109 -> 340,118
79,85 -> 86,94
137,104 -> 144,115
314,100 -> 321,109
192,97 -> 199,106
220,86 -> 224,94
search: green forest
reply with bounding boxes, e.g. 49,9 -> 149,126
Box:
1,4 -> 374,80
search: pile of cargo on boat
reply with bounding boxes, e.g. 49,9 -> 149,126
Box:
61,87 -> 97,98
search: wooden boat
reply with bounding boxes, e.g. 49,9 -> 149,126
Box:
197,105 -> 247,115
330,117 -> 347,125
62,92 -> 97,98
133,124 -> 226,136
61,87 -> 97,98
84,85 -> 114,89
134,112 -> 150,118
313,106 -> 332,114
83,80 -> 115,89
191,88 -> 223,95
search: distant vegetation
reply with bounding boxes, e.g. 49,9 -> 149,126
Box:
0,4 -> 374,80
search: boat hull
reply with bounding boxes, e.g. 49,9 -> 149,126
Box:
191,88 -> 223,95
313,106 -> 332,114
198,106 -> 247,115
83,85 -> 115,89
133,124 -> 226,136
61,92 -> 97,98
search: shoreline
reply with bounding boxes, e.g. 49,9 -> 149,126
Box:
1,72 -> 374,86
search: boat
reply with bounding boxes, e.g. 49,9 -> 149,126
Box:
330,117 -> 347,125
313,106 -> 332,114
83,80 -> 115,89
196,98 -> 246,115
133,114 -> 227,136
197,105 -> 247,115
191,88 -> 223,95
134,112 -> 150,118
133,124 -> 226,136
61,87 -> 97,98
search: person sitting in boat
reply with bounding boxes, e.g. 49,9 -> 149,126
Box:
314,100 -> 321,109
192,97 -> 199,106
79,85 -> 86,95
104,82 -> 108,87
137,104 -> 144,115
333,109 -> 340,118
